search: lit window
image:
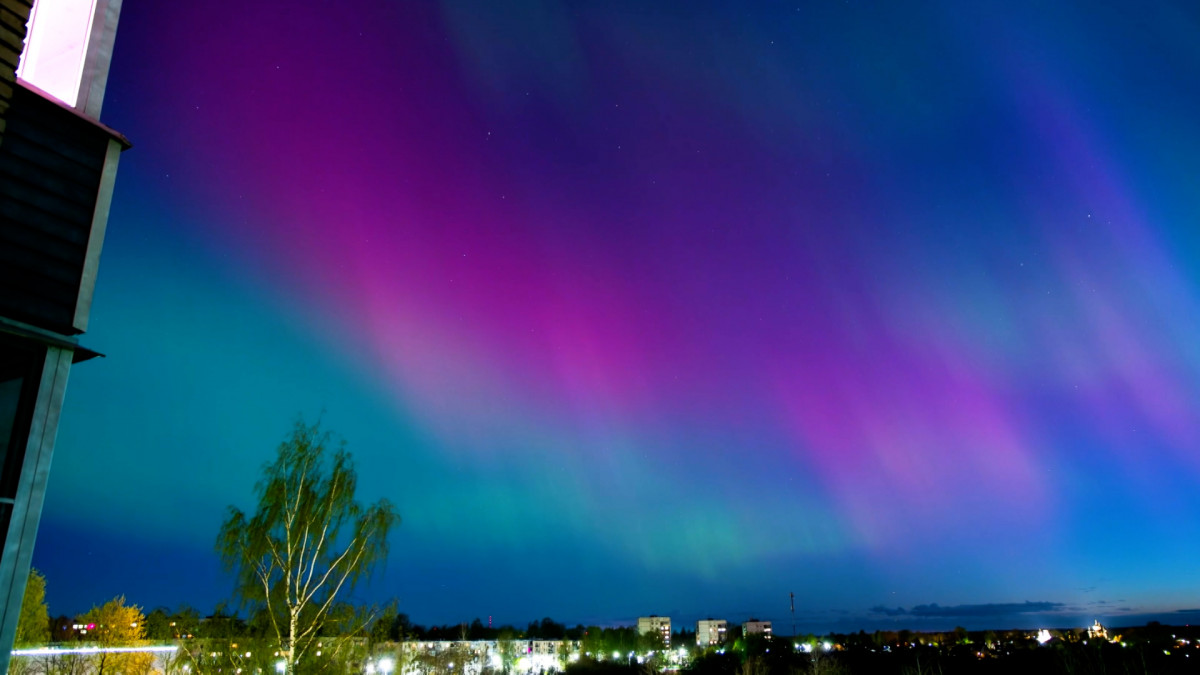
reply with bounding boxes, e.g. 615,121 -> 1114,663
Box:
16,0 -> 101,107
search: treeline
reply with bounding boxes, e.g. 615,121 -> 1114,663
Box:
657,627 -> 1200,675
371,615 -> 581,642
47,603 -> 347,642
370,615 -> 698,656
46,607 -> 682,648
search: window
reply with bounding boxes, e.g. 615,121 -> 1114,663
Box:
16,0 -> 100,108
0,334 -> 47,536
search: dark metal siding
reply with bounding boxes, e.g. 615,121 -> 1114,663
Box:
0,0 -> 34,147
0,85 -> 109,335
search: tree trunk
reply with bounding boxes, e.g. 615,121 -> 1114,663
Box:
289,610 -> 299,674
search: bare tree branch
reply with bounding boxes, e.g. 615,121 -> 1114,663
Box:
217,419 -> 399,675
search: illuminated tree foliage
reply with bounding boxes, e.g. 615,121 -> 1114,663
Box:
15,568 -> 49,645
80,596 -> 152,675
218,420 -> 399,675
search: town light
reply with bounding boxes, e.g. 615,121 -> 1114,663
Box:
12,647 -> 178,657
379,657 -> 395,675
276,660 -> 286,673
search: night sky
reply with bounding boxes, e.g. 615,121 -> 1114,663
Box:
33,1 -> 1200,633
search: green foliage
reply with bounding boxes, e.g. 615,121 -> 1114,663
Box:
200,603 -> 247,639
410,641 -> 474,675
371,611 -> 413,643
81,596 -> 146,646
80,596 -> 153,675
495,638 -> 519,674
171,605 -> 201,639
15,568 -> 49,645
636,629 -> 665,654
564,657 -> 646,675
143,607 -> 172,641
173,636 -> 317,675
530,617 -> 567,639
580,626 -> 639,660
685,650 -> 740,675
217,419 -> 399,674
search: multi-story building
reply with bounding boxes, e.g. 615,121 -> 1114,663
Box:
396,639 -> 580,675
0,1 -> 128,672
696,619 -> 727,646
637,616 -> 671,648
742,619 -> 772,638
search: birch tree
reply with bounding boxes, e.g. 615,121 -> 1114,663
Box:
218,420 -> 399,675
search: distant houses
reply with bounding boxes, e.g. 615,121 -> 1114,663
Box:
637,616 -> 672,647
696,619 -> 727,646
397,639 -> 581,675
743,619 -> 772,638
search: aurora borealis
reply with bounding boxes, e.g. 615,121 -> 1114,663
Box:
34,1 -> 1200,630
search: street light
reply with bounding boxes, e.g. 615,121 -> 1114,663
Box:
276,660 -> 286,674
379,657 -> 395,675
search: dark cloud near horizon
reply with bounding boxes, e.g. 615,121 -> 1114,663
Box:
871,602 -> 1065,618
912,602 -> 1064,617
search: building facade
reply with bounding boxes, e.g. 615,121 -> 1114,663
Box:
0,0 -> 127,671
742,620 -> 772,637
396,639 -> 581,675
695,619 -> 726,646
636,616 -> 671,648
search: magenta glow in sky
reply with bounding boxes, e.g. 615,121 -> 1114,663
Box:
36,1 -> 1200,631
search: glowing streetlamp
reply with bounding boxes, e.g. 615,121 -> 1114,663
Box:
379,657 -> 395,675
